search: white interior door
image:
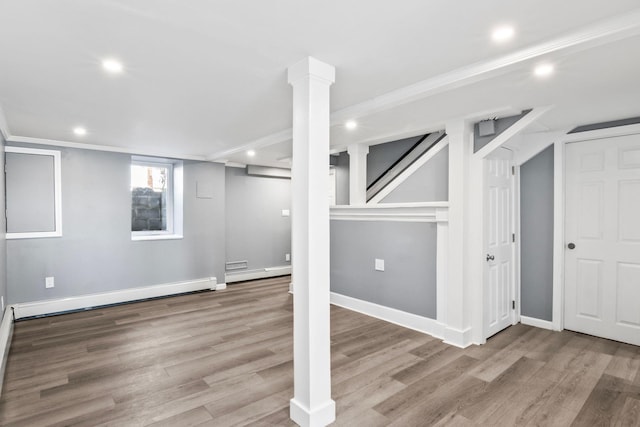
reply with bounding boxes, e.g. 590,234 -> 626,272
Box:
485,148 -> 516,338
565,134 -> 640,346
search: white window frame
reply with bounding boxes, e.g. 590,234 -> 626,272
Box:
131,156 -> 183,241
5,146 -> 63,239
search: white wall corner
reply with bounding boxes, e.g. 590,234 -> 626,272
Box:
0,103 -> 9,140
515,130 -> 566,165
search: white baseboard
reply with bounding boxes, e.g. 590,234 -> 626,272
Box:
11,276 -> 218,320
521,315 -> 555,331
0,308 -> 14,397
225,266 -> 292,283
330,292 -> 444,340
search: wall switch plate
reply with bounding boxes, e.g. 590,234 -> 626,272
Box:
45,276 -> 55,288
285,253 -> 291,262
282,209 -> 290,217
375,259 -> 385,271
0,296 -> 4,313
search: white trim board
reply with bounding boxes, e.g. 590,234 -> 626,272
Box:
330,292 -> 445,341
225,266 -> 292,284
331,202 -> 449,223
0,308 -> 14,397
11,277 -> 218,319
520,316 -> 555,331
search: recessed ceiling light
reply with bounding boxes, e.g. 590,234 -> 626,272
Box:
492,26 -> 515,43
247,150 -> 256,157
102,59 -> 124,74
534,63 -> 554,78
345,120 -> 358,130
73,127 -> 87,136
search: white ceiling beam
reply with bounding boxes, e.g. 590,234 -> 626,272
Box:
208,9 -> 640,161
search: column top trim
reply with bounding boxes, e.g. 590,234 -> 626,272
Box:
287,56 -> 335,85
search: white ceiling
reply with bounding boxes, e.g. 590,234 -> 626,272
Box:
1,1 -> 639,166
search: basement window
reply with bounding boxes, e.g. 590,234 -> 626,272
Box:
131,156 -> 183,240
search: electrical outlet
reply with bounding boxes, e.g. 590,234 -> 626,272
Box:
285,253 -> 291,262
375,259 -> 385,271
45,276 -> 55,288
282,209 -> 290,217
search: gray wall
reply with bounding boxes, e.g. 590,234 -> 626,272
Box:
6,145 -> 226,304
225,167 -> 291,271
330,220 -> 437,319
334,152 -> 350,205
367,136 -> 422,187
0,134 -> 6,314
382,146 -> 449,203
520,145 -> 554,321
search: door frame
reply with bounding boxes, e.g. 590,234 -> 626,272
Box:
552,123 -> 640,332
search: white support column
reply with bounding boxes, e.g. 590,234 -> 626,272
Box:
444,119 -> 475,348
287,57 -> 336,427
347,144 -> 369,205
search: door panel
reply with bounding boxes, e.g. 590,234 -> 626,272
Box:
565,133 -> 640,346
485,148 -> 515,338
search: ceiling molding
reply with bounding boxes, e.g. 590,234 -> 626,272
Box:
208,8 -> 640,161
207,128 -> 292,162
7,135 -> 209,161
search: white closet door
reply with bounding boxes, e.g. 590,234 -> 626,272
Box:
485,148 -> 515,338
565,134 -> 640,346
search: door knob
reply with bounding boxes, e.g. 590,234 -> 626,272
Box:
567,243 -> 576,250
486,254 -> 495,262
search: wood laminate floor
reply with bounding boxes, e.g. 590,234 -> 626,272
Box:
1,276 -> 639,426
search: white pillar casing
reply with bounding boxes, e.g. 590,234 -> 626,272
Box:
287,57 -> 336,427
444,119 -> 475,348
347,144 -> 369,205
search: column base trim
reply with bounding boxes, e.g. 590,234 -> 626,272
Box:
443,326 -> 475,348
290,398 -> 336,427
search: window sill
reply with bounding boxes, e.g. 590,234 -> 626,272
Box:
131,234 -> 183,241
